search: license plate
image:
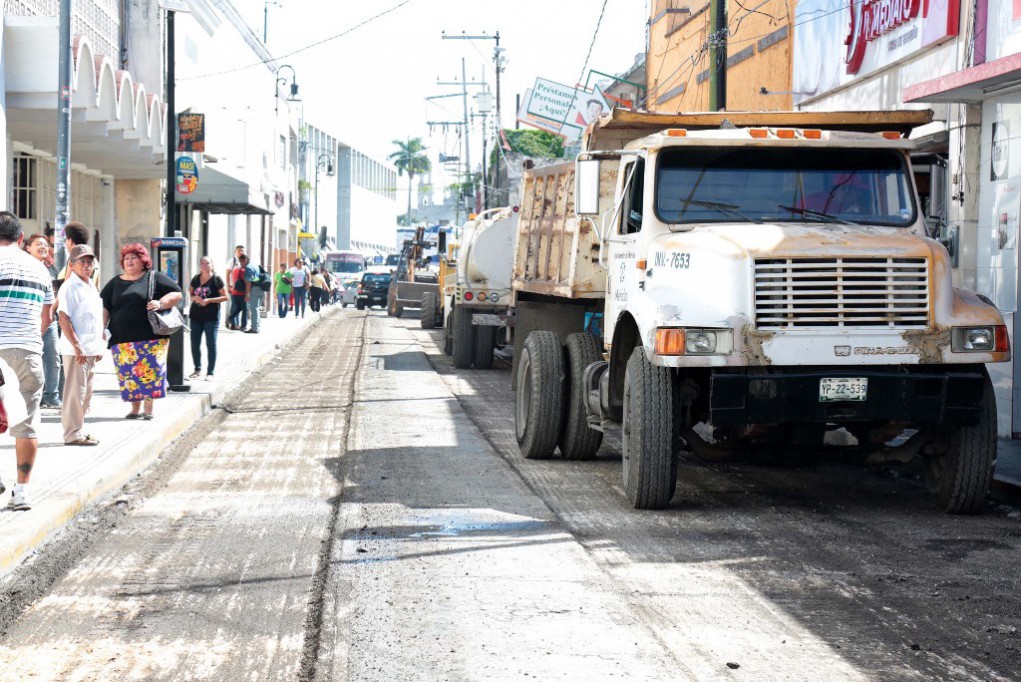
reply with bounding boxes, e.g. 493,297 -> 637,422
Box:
819,377 -> 868,402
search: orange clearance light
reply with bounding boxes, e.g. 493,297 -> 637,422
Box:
468,213 -> 478,220
636,259 -> 647,269
802,129 -> 822,139
654,328 -> 686,356
748,128 -> 769,139
996,325 -> 1010,353
666,129 -> 687,137
881,131 -> 902,140
775,128 -> 796,139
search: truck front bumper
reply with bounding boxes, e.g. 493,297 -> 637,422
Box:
710,368 -> 985,428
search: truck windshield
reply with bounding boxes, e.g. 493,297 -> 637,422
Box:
655,147 -> 916,227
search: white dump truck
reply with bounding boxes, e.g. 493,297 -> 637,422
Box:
435,207 -> 517,370
510,109 -> 1010,514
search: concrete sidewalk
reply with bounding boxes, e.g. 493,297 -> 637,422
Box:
0,305 -> 341,577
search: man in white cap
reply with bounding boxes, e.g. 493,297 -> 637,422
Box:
57,244 -> 105,446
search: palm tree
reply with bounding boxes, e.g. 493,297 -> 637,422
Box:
389,138 -> 432,226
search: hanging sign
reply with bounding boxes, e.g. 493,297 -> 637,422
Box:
176,156 -> 199,194
177,112 -> 205,152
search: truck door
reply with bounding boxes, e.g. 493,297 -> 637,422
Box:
604,156 -> 645,343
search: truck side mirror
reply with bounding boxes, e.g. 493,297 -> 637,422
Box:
575,158 -> 601,216
927,161 -> 947,222
438,230 -> 447,257
941,224 -> 960,268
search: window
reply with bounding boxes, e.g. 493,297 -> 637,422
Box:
618,158 -> 645,235
12,156 -> 38,220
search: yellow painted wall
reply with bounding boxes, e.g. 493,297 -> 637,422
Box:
647,0 -> 795,113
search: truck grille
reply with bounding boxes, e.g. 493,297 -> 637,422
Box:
754,257 -> 929,329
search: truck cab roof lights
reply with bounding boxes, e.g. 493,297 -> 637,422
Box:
801,129 -> 823,139
666,129 -> 687,137
748,128 -> 769,139
881,131 -> 902,140
775,128 -> 796,139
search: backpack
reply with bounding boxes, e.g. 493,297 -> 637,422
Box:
256,265 -> 272,292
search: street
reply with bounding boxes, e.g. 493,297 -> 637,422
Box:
0,308 -> 1018,681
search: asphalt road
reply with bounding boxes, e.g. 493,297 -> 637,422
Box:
1,308 -> 1019,681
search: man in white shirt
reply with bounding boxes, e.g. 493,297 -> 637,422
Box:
0,211 -> 54,511
57,245 -> 105,446
288,257 -> 311,318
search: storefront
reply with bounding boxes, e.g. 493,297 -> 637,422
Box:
906,0 -> 1021,436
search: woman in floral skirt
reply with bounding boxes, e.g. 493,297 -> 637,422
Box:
100,243 -> 182,420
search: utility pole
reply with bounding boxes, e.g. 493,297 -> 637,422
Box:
441,30 -> 504,204
460,58 -> 472,210
54,0 -> 72,263
166,7 -> 176,237
709,0 -> 727,112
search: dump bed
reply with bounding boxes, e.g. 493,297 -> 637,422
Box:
513,161 -> 616,300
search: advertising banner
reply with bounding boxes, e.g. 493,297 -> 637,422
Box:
517,78 -> 610,144
177,113 -> 205,153
176,156 -> 198,195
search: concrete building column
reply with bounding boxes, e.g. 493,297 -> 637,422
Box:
948,103 -> 982,291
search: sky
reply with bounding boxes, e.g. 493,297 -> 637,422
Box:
230,0 -> 649,169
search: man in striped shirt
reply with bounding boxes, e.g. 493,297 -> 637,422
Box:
0,211 -> 54,511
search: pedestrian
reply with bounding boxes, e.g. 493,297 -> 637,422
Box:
57,245 -> 105,446
322,268 -> 335,305
274,263 -> 292,318
242,255 -> 265,334
228,256 -> 248,331
188,256 -> 228,379
0,211 -> 55,511
22,234 -> 62,410
289,257 -> 310,318
100,243 -> 182,420
58,221 -> 101,288
225,244 -> 245,275
309,268 -> 326,313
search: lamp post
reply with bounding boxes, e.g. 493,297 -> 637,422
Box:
263,0 -> 281,43
274,64 -> 300,114
314,152 -> 334,240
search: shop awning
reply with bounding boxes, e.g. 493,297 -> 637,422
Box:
3,19 -> 165,178
904,53 -> 1021,104
176,167 -> 271,215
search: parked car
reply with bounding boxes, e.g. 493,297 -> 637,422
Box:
357,271 -> 391,309
339,280 -> 358,307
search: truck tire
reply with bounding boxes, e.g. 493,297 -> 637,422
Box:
451,306 -> 474,369
558,333 -> 603,460
473,324 -> 496,369
421,292 -> 437,329
386,295 -> 395,316
924,371 -> 997,514
621,347 -> 677,509
515,331 -> 564,459
443,304 -> 454,356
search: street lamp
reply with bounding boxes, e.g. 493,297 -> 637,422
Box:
274,64 -> 300,114
263,0 -> 281,43
314,152 -> 334,239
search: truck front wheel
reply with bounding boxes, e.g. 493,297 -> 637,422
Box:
621,347 -> 677,509
924,371 -> 997,514
420,292 -> 437,329
473,325 -> 497,369
558,333 -> 603,460
451,306 -> 475,369
515,331 -> 564,459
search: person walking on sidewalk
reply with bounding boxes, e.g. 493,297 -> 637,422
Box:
274,263 -> 292,318
289,258 -> 310,318
243,256 -> 265,334
57,221 -> 101,289
101,243 -> 182,421
57,245 -> 105,446
225,244 -> 245,277
22,233 -> 62,410
228,257 -> 248,331
188,256 -> 228,379
0,211 -> 55,511
309,268 -> 326,313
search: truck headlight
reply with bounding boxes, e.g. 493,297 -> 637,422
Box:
951,325 -> 1009,352
654,328 -> 733,356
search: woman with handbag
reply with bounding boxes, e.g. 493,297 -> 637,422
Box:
100,243 -> 182,420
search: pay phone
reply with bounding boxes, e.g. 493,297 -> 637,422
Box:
151,237 -> 190,391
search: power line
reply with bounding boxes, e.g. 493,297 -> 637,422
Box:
180,0 -> 415,81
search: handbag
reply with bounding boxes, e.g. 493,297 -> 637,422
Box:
147,271 -> 185,336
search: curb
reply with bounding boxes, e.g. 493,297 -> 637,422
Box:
0,308 -> 339,576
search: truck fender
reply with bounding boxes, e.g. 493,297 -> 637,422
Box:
607,311 -> 641,408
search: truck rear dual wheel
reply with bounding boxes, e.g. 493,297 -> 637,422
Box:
420,292 -> 437,329
622,347 -> 677,509
443,303 -> 454,356
473,325 -> 497,369
515,331 -> 564,459
924,371 -> 997,514
451,306 -> 475,369
558,333 -> 603,460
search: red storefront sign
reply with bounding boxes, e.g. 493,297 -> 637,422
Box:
845,0 -> 923,74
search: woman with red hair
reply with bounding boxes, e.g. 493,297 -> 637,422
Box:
100,243 -> 182,419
